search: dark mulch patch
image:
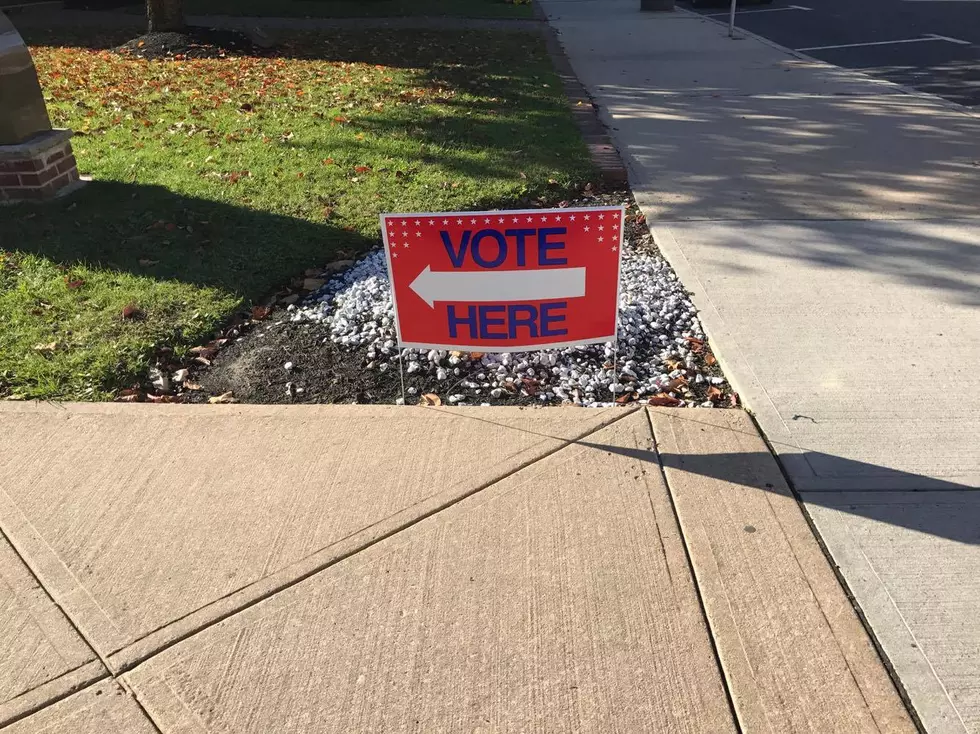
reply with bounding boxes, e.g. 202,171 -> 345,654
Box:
117,26 -> 258,59
189,319 -> 532,406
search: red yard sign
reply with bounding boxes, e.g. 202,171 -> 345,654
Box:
382,206 -> 624,352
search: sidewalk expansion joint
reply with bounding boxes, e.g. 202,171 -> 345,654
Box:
741,410 -> 927,734
644,409 -> 744,734
0,524 -> 115,730
108,408 -> 641,678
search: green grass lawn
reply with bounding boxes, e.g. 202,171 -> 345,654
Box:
0,27 -> 592,400
182,0 -> 534,18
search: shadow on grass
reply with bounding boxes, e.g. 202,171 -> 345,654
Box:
5,180 -> 373,298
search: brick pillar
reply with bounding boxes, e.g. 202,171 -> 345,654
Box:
0,129 -> 83,203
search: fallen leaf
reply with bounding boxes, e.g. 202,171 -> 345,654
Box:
420,393 -> 442,407
114,393 -> 141,403
705,353 -> 717,366
65,277 -> 84,290
189,346 -> 217,359
145,393 -> 176,403
208,392 -> 238,404
730,393 -> 740,407
469,352 -> 485,360
323,158 -> 335,165
665,376 -> 688,392
685,336 -> 705,352
615,392 -> 637,405
121,304 -> 143,320
251,305 -> 271,321
183,381 -> 203,391
33,341 -> 58,353
521,377 -> 539,396
648,394 -> 682,407
707,386 -> 724,401
354,165 -> 371,174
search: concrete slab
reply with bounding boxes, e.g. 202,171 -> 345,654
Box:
122,411 -> 737,734
629,92 -> 980,221
2,681 -> 158,734
0,403 -> 628,670
545,9 -> 895,98
0,532 -> 105,728
652,220 -> 980,490
649,408 -> 915,733
544,2 -> 980,222
806,492 -> 980,734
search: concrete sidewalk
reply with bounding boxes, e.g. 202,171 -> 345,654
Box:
0,403 -> 911,732
538,1 -> 979,730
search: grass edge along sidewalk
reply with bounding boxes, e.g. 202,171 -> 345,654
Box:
0,25 -> 594,401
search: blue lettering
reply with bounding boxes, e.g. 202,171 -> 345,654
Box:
447,304 -> 478,338
478,305 -> 507,339
440,231 -> 471,268
507,305 -> 538,339
540,302 -> 568,337
471,230 -> 507,269
539,227 -> 567,266
504,229 -> 535,267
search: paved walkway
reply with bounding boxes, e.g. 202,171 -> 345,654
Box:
539,1 -> 980,731
0,403 -> 910,732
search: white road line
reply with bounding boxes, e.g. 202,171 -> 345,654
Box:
704,4 -> 811,16
796,35 -> 969,52
926,33 -> 972,44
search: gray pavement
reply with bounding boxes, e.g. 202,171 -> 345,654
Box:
539,1 -> 980,730
685,0 -> 980,106
0,403 -> 912,732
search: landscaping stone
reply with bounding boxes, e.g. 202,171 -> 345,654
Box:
194,193 -> 733,408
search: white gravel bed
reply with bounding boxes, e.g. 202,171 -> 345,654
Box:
284,229 -> 725,408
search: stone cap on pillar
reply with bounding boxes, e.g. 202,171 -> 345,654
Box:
0,11 -> 53,146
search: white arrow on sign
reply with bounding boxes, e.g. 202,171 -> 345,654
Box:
409,265 -> 586,308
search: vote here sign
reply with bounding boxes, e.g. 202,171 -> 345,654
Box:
382,206 -> 623,352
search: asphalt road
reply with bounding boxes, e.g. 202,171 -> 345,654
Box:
685,0 -> 980,106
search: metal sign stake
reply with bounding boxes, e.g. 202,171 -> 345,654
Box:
729,0 -> 737,37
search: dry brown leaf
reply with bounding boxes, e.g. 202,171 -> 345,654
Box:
33,341 -> 58,353
730,392 -> 740,408
121,304 -> 143,320
707,386 -> 724,401
615,392 -> 637,405
665,376 -> 688,392
420,393 -> 442,407
648,393 -> 682,407
251,305 -> 271,321
521,377 -> 539,396
208,392 -> 238,404
469,352 -> 485,360
146,393 -> 176,403
705,353 -> 717,366
183,381 -> 203,391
